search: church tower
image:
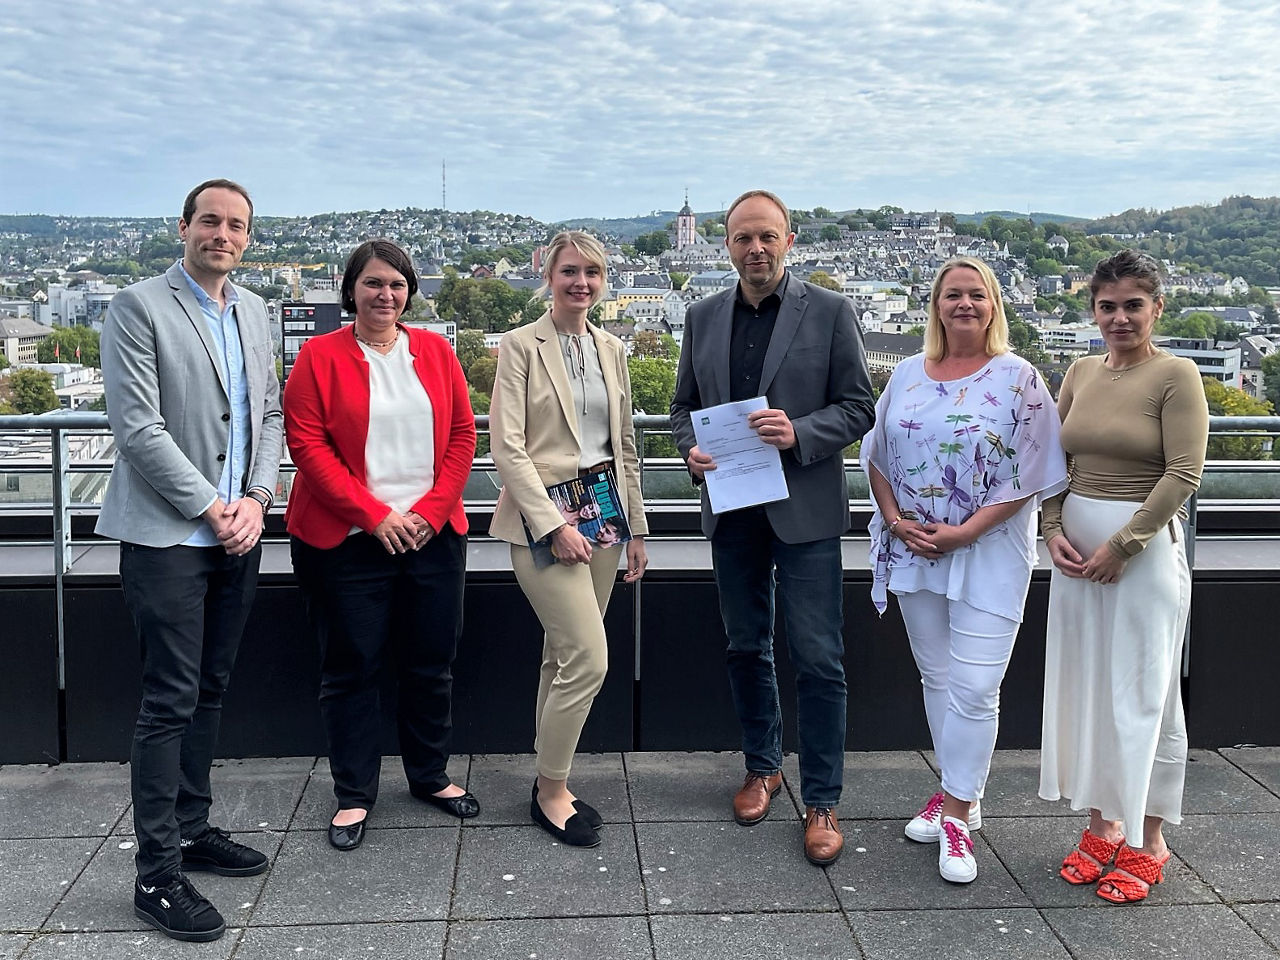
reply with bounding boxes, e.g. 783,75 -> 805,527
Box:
675,190 -> 696,251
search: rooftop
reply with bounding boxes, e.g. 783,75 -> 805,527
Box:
5,747 -> 1280,958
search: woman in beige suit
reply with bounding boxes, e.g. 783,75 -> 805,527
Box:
490,230 -> 648,848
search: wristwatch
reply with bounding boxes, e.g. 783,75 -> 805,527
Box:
246,488 -> 273,512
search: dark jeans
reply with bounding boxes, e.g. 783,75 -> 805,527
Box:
120,542 -> 261,885
291,530 -> 465,810
710,507 -> 847,808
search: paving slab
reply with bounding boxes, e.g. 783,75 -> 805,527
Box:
294,755 -> 470,829
825,819 -> 1027,911
45,832 -> 281,932
849,907 -> 1071,959
0,936 -> 31,960
253,826 -> 456,924
1174,813 -> 1280,903
206,757 -> 314,832
237,921 -> 446,959
836,751 -> 944,821
980,816 -> 1217,908
21,928 -> 241,959
0,837 -> 99,930
651,912 -> 859,960
447,916 -> 652,959
944,749 -> 1079,819
636,820 -> 837,914
452,824 -> 644,920
1182,750 -> 1280,814
0,763 -> 130,838
1222,747 -> 1280,796
466,753 -> 629,826
1044,904 -> 1280,959
624,752 -> 800,823
1236,903 -> 1280,952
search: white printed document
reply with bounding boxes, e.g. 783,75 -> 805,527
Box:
690,397 -> 790,514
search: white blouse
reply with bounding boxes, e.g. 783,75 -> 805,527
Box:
353,336 -> 435,530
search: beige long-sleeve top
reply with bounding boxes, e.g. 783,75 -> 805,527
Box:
1040,351 -> 1208,559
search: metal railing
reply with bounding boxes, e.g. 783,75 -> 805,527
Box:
3,412 -> 1279,690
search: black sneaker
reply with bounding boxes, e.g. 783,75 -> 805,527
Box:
134,873 -> 225,942
181,826 -> 269,876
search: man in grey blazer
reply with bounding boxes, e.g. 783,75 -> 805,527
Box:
670,190 -> 875,867
97,179 -> 283,942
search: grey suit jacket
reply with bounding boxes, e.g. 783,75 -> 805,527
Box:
96,262 -> 284,547
670,272 -> 875,542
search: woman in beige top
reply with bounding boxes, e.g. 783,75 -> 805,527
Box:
1038,249 -> 1209,904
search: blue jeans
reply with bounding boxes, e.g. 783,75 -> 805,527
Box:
711,507 -> 847,808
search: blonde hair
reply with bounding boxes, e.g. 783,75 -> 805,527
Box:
538,230 -> 609,307
924,257 -> 1009,361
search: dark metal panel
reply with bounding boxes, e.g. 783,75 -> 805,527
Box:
0,588 -> 59,763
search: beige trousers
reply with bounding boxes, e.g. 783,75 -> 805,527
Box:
511,543 -> 619,780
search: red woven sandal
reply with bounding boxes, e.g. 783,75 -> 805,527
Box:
1097,845 -> 1171,904
1060,828 -> 1125,885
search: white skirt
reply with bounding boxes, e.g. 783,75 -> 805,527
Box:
1038,494 -> 1190,830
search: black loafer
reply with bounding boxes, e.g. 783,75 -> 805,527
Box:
530,796 -> 600,847
532,781 -> 603,831
328,815 -> 367,851
412,786 -> 481,819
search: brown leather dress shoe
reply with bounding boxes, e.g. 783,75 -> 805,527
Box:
733,771 -> 783,825
804,806 -> 843,866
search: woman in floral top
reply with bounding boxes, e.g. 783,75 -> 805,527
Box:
863,257 -> 1067,883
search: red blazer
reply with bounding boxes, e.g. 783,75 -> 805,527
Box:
284,324 -> 476,549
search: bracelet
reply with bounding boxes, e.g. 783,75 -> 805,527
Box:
889,515 -> 903,531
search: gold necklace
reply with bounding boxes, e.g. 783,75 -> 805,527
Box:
355,328 -> 398,348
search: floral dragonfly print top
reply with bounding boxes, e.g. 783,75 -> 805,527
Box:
862,352 -> 1068,621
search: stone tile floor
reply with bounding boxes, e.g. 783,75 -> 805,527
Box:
2,748 -> 1279,958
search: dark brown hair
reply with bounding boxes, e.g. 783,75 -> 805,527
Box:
1089,249 -> 1164,306
182,178 -> 254,230
340,240 -> 419,314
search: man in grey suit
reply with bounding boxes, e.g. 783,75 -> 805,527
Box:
97,178 -> 283,942
670,190 -> 875,866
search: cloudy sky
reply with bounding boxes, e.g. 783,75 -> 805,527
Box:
3,0 -> 1278,222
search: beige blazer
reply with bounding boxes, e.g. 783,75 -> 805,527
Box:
489,312 -> 648,545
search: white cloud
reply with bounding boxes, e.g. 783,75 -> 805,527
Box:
2,0 -> 1278,219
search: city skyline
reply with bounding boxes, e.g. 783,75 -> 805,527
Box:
3,1 -> 1279,222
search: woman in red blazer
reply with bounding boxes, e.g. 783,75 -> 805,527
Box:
285,240 -> 477,851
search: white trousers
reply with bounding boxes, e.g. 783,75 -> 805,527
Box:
896,591 -> 1019,802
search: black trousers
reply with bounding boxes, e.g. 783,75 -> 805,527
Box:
120,542 -> 261,885
291,529 -> 466,810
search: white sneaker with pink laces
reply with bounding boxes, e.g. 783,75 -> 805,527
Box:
904,792 -> 982,842
939,816 -> 977,883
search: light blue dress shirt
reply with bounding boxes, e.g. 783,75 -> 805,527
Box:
178,263 -> 252,547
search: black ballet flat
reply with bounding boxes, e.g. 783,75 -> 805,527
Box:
530,796 -> 601,847
412,785 -> 480,819
328,813 -> 368,851
532,780 -> 603,831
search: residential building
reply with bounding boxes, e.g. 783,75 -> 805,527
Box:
1157,336 -> 1241,388
0,314 -> 54,364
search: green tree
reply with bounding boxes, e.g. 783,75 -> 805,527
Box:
812,206 -> 833,218
819,225 -> 841,242
906,324 -> 926,337
1202,376 -> 1275,459
668,271 -> 688,290
467,356 -> 498,395
631,330 -> 667,359
634,231 -> 672,256
626,355 -> 678,457
0,353 -> 9,371
4,368 -> 60,414
1005,306 -> 1049,364
1158,311 -> 1224,339
1260,352 -> 1280,410
808,271 -> 841,291
467,386 -> 491,458
37,326 -> 100,366
456,329 -> 489,371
